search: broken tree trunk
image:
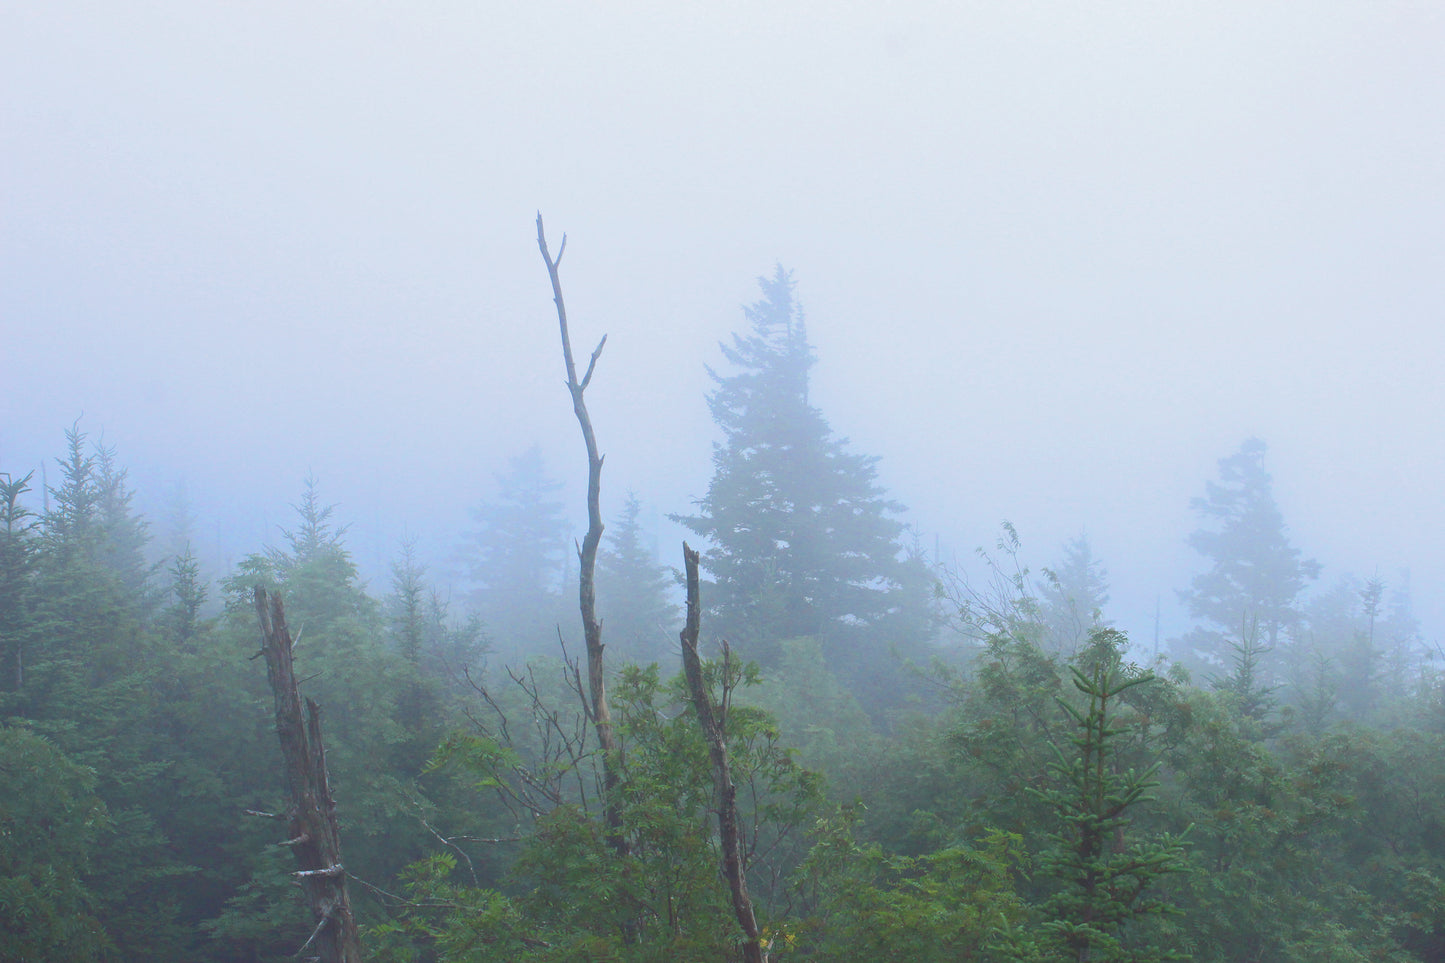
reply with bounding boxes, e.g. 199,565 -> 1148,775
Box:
254,586 -> 363,963
679,543 -> 766,963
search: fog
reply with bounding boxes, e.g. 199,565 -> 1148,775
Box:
5,1 -> 1444,646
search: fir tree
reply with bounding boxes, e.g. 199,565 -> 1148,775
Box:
387,537 -> 487,732
1038,534 -> 1112,657
674,267 -> 922,684
93,438 -> 154,606
166,543 -> 207,652
597,491 -> 679,666
1178,438 -> 1319,665
43,423 -> 102,560
0,471 -> 37,692
261,474 -> 374,633
459,446 -> 570,658
1016,630 -> 1190,962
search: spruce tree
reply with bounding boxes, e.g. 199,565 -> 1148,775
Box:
1038,534 -> 1112,657
674,267 -> 923,686
1178,438 -> 1319,664
0,471 -> 36,692
458,445 -> 570,658
166,543 -> 207,652
597,491 -> 679,666
1017,630 -> 1189,962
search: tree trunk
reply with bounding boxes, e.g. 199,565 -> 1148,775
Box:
679,543 -> 766,963
254,587 -> 363,963
536,214 -> 628,857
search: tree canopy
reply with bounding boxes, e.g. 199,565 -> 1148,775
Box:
674,267 -> 928,683
1177,438 -> 1320,666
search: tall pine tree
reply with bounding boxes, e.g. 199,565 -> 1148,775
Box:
1177,438 -> 1319,667
675,267 -> 926,690
0,471 -> 37,692
597,491 -> 679,666
459,445 -> 570,659
1037,534 -> 1112,658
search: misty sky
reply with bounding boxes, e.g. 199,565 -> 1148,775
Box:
4,2 -> 1443,646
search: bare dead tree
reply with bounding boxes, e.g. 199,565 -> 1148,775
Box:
679,543 -> 766,963
535,213 -> 627,859
254,587 -> 363,963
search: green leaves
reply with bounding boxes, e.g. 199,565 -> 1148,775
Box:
797,809 -> 1027,962
392,655 -> 824,961
427,731 -> 525,790
0,725 -> 111,961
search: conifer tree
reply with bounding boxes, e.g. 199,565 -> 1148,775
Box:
0,471 -> 36,692
23,427 -> 195,959
1178,438 -> 1319,663
166,543 -> 207,652
265,475 -> 373,632
459,445 -> 570,657
1017,629 -> 1189,962
0,725 -> 110,961
1038,534 -> 1112,657
43,424 -> 102,559
597,491 -> 679,665
386,538 -> 486,732
94,439 -> 155,608
674,267 -> 920,680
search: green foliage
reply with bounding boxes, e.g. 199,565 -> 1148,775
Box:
400,657 -> 822,961
672,268 -> 930,703
1209,617 -> 1279,728
0,725 -> 110,961
796,808 -> 1026,961
1013,632 -> 1191,962
166,543 -> 208,651
387,538 -> 486,741
16,423 -> 1445,962
0,470 -> 36,694
748,637 -> 881,802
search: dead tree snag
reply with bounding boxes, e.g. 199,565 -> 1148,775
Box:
679,543 -> 766,963
254,586 -> 363,963
535,213 -> 627,859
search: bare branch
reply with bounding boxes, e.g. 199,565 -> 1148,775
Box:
415,810 -> 480,887
294,864 -> 346,879
298,901 -> 336,959
580,335 -> 608,389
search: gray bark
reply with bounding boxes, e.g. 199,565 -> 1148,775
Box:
254,587 -> 363,963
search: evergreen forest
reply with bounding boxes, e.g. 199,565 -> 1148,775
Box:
5,264 -> 1443,963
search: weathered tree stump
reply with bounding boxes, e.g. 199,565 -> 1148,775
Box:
254,586 -> 363,963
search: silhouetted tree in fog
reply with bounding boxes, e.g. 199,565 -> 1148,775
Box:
0,471 -> 36,690
597,491 -> 679,665
458,445 -> 570,656
674,267 -> 929,693
1177,438 -> 1318,666
1036,533 -> 1111,657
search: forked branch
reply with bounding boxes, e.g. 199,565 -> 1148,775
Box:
536,213 -> 625,861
